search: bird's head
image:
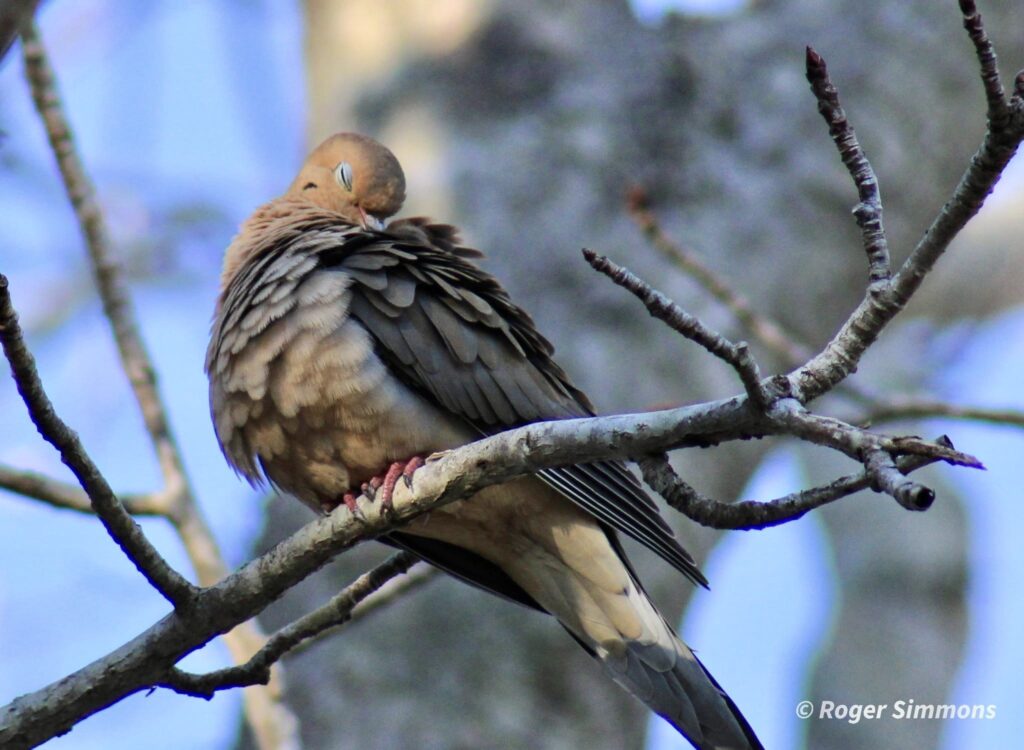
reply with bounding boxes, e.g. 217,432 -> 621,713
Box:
286,132 -> 406,229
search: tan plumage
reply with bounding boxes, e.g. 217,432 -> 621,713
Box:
207,132 -> 762,750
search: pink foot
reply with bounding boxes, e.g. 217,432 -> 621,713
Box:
337,457 -> 425,519
342,492 -> 361,514
367,457 -> 426,517
400,456 -> 425,488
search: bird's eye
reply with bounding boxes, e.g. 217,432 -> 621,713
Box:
334,161 -> 354,191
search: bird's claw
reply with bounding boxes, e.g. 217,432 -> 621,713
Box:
367,457 -> 425,521
376,462 -> 404,520
401,456 -> 425,489
342,492 -> 359,513
360,476 -> 383,502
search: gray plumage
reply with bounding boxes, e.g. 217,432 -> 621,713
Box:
206,132 -> 762,750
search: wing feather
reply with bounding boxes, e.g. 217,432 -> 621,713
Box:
310,225 -> 703,586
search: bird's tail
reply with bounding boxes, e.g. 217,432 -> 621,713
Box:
474,481 -> 762,749
512,528 -> 761,750
595,589 -> 763,750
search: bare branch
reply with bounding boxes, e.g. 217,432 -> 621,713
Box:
770,399 -> 979,466
0,464 -> 170,515
159,553 -> 426,697
864,449 -> 935,511
805,46 -> 891,285
21,24 -> 185,490
345,560 -> 439,624
583,248 -> 770,410
623,187 -> 911,418
892,135 -> 1024,303
21,23 -> 299,750
860,398 -> 1024,428
623,197 -> 1024,435
790,28 -> 1024,404
639,449 -> 943,530
625,186 -> 813,366
580,244 -> 978,507
0,276 -> 195,605
959,0 -> 1008,125
0,381 -> 980,746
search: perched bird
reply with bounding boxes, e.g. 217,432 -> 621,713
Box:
207,132 -> 762,750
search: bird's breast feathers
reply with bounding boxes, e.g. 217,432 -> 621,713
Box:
207,226 -> 469,505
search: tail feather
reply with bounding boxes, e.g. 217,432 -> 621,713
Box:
602,631 -> 763,750
527,551 -> 763,749
436,481 -> 763,750
557,599 -> 761,750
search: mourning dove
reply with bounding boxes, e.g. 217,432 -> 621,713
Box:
206,132 -> 762,750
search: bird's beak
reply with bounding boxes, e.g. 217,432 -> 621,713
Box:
358,206 -> 385,231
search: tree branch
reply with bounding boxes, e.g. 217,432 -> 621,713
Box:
20,22 -> 300,750
343,559 -> 439,626
0,464 -> 170,516
0,276 -> 195,605
625,185 -> 813,366
959,0 -> 1008,126
639,448 -> 944,530
805,46 -> 891,286
0,365 -> 981,746
579,245 -> 977,508
159,553 -> 426,697
863,448 -> 935,511
583,248 -> 770,409
21,23 -> 185,494
625,193 -> 1024,433
860,398 -> 1024,428
791,21 -> 1024,404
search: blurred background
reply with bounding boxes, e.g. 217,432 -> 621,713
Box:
1,1 -> 1023,748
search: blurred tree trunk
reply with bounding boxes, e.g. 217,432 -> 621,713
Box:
240,1 -> 1021,748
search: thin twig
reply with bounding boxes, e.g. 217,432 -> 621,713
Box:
21,24 -> 299,750
159,553 -> 426,697
864,449 -> 935,511
790,27 -> 1024,404
344,561 -> 439,625
624,198 -> 1024,434
624,187 -> 916,416
959,0 -> 1008,126
583,248 -> 770,409
582,238 -> 982,506
861,399 -> 1024,428
0,276 -> 195,605
0,464 -> 170,515
769,398 -> 980,467
626,186 -> 813,366
892,130 -> 1024,305
639,450 -> 941,531
580,250 -> 982,500
805,46 -> 891,286
21,24 -> 185,495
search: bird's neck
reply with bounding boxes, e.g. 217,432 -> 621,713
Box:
218,198 -> 355,299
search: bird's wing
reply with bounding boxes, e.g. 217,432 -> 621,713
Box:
311,218 -> 705,587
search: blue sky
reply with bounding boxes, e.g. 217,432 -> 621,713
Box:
1,2 -> 1021,748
